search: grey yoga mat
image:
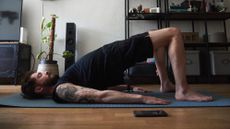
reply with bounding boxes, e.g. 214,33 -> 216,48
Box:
0,92 -> 229,108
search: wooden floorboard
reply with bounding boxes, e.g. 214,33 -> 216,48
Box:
0,84 -> 229,129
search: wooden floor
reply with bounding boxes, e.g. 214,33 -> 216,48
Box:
0,84 -> 229,129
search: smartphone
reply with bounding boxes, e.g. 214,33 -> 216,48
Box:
133,110 -> 168,117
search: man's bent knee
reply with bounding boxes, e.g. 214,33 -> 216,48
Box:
166,27 -> 182,36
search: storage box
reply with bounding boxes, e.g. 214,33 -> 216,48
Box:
182,32 -> 200,43
186,51 -> 200,75
210,51 -> 230,75
208,32 -> 227,43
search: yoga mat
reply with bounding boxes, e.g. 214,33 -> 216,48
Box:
0,92 -> 229,108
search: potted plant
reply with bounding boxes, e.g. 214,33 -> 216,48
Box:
37,14 -> 73,76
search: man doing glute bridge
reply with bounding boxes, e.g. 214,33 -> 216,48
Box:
21,27 -> 213,104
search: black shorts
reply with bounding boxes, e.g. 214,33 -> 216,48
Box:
96,32 -> 154,86
102,32 -> 154,71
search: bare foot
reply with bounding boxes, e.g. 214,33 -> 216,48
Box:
143,96 -> 170,105
160,80 -> 175,93
175,89 -> 213,102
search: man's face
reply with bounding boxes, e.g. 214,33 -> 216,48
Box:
31,71 -> 59,87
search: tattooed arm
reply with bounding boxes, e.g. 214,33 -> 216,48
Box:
55,83 -> 169,104
55,83 -> 101,103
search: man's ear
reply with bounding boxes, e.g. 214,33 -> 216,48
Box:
34,86 -> 44,93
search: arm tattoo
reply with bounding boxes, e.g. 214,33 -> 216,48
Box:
76,89 -> 98,103
56,85 -> 79,102
56,84 -> 99,103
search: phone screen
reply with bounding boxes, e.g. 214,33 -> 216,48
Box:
133,110 -> 168,117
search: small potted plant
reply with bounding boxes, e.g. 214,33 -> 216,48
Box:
37,14 -> 73,75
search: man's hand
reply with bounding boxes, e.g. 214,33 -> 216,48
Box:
132,86 -> 149,93
142,96 -> 170,105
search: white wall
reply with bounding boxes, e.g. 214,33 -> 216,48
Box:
22,0 -> 230,75
22,0 -> 126,75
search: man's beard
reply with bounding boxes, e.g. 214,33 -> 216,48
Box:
43,74 -> 59,87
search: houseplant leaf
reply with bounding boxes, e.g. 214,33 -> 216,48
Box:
36,51 -> 47,60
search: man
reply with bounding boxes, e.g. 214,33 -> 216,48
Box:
21,27 -> 213,104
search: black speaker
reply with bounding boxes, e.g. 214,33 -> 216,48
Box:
65,23 -> 76,70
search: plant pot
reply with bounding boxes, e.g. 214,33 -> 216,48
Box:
37,60 -> 59,76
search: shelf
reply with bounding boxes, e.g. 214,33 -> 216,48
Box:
125,0 -> 230,83
184,43 -> 207,47
166,12 -> 230,20
207,42 -> 230,47
184,42 -> 230,47
127,12 -> 230,20
127,13 -> 163,20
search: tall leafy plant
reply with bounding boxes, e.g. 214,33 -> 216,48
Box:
37,14 -> 73,61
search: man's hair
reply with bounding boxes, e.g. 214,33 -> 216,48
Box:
21,71 -> 45,99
